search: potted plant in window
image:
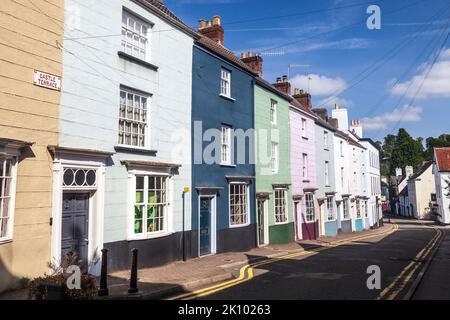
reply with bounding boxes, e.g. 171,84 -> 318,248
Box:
28,253 -> 97,300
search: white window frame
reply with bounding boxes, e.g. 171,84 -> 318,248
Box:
326,196 -> 335,221
305,193 -> 315,223
340,140 -> 344,157
221,126 -> 232,165
274,188 -> 288,225
0,156 -> 17,242
118,88 -> 149,149
229,182 -> 250,228
220,68 -> 231,98
343,198 -> 350,220
121,10 -> 150,61
341,167 -> 344,189
325,161 -> 330,186
271,142 -> 279,174
130,173 -> 172,240
270,99 -> 277,125
324,131 -> 328,149
356,199 -> 362,218
301,118 -> 307,138
302,153 -> 308,180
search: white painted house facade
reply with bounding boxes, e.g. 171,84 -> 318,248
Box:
53,0 -> 196,274
434,148 -> 450,224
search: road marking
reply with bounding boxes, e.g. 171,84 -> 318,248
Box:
168,223 -> 398,300
377,227 -> 443,300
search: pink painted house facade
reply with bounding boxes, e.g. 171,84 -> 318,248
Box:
289,92 -> 319,240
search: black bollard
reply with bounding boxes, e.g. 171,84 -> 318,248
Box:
128,248 -> 139,294
98,248 -> 109,297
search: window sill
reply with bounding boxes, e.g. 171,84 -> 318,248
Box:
128,231 -> 174,241
219,94 -> 236,102
118,51 -> 159,71
275,221 -> 290,226
303,180 -> 310,183
229,222 -> 250,229
324,148 -> 330,151
0,238 -> 13,245
115,145 -> 157,156
220,163 -> 236,168
302,136 -> 309,140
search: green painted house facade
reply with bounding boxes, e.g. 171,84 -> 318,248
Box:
254,80 -> 294,245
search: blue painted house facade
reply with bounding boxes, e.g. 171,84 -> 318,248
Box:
191,29 -> 258,257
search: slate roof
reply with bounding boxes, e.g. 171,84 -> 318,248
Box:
409,161 -> 433,180
435,147 -> 450,172
136,0 -> 199,38
195,35 -> 258,75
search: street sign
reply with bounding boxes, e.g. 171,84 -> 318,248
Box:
33,70 -> 62,91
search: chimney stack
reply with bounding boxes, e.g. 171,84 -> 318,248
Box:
272,75 -> 291,95
350,119 -> 363,138
293,87 -> 312,110
329,118 -> 339,129
198,15 -> 224,45
241,51 -> 263,77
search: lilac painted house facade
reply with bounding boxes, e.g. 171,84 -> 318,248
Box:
289,89 -> 319,240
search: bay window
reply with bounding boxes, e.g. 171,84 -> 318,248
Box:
305,193 -> 315,222
229,183 -> 249,227
134,175 -> 169,236
0,158 -> 15,240
274,189 -> 288,224
326,196 -> 335,221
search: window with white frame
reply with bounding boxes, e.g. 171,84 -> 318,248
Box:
121,10 -> 149,61
365,200 -> 369,218
325,161 -> 330,186
341,167 -> 344,189
220,68 -> 231,98
302,153 -> 308,180
119,88 -> 148,148
221,126 -> 232,165
324,131 -> 328,149
326,196 -> 335,221
0,158 -> 14,240
356,199 -> 361,218
134,175 -> 169,236
270,100 -> 277,124
301,118 -> 307,138
229,183 -> 249,226
274,189 -> 288,224
271,142 -> 278,173
305,193 -> 315,222
340,140 -> 344,156
343,198 -> 350,219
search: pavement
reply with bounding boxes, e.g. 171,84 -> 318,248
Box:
102,223 -> 394,300
0,222 -> 394,300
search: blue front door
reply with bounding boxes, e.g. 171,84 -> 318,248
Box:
200,198 -> 212,256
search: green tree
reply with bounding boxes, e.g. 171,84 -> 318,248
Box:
423,134 -> 450,160
390,128 -> 424,174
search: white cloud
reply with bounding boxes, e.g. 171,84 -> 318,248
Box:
361,105 -> 423,131
290,73 -> 348,97
390,48 -> 450,99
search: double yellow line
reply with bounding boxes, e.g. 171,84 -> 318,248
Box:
168,224 -> 399,300
377,226 -> 443,300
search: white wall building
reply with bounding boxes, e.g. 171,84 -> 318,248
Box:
407,161 -> 435,220
434,148 -> 450,224
55,0 -> 197,273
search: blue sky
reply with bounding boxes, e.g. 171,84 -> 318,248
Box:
165,0 -> 450,142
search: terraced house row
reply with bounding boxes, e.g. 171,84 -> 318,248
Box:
0,0 -> 382,292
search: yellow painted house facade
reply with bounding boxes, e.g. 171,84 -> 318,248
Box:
0,0 -> 63,291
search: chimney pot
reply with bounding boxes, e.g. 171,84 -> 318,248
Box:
198,19 -> 206,29
213,15 -> 221,26
207,20 -> 212,27
241,52 -> 246,59
282,75 -> 288,82
248,51 -> 253,58
294,88 -> 300,95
